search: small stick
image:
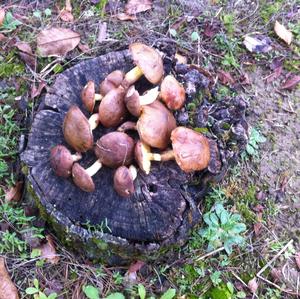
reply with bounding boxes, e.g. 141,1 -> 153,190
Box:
196,246 -> 224,261
231,271 -> 259,299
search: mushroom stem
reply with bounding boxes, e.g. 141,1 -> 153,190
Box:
123,66 -> 144,86
117,121 -> 137,132
139,87 -> 159,105
128,165 -> 137,180
148,153 -> 162,161
88,113 -> 99,130
160,150 -> 175,161
94,94 -> 103,101
72,152 -> 82,162
85,160 -> 102,177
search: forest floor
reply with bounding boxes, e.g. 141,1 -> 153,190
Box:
0,0 -> 299,298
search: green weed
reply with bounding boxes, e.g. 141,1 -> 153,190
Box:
242,127 -> 266,159
26,278 -> 57,299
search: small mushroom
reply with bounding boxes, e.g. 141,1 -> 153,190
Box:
160,75 -> 186,110
113,165 -> 137,197
122,43 -> 164,88
124,86 -> 159,117
134,141 -> 161,174
98,86 -> 127,127
100,70 -> 125,95
50,145 -> 82,178
94,132 -> 134,168
63,105 -> 97,152
72,160 -> 102,192
81,81 -> 103,113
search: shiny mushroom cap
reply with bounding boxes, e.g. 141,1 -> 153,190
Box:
72,163 -> 95,192
63,105 -> 93,152
95,132 -> 134,168
137,100 -> 177,149
50,145 -> 80,178
130,43 -> 164,84
113,165 -> 137,197
171,127 -> 210,172
124,85 -> 141,117
98,87 -> 127,127
160,75 -> 186,110
81,81 -> 96,113
100,70 -> 125,96
134,141 -> 151,174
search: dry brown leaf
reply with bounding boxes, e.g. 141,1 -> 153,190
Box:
5,181 -> 23,202
39,235 -> 59,264
97,22 -> 107,43
0,9 -> 5,27
280,75 -> 300,90
16,42 -> 36,70
31,81 -> 46,99
266,66 -> 282,83
116,13 -> 137,21
78,43 -> 90,53
0,33 -> 6,42
125,0 -> 152,15
274,21 -> 293,45
15,41 -> 32,54
248,277 -> 258,294
37,27 -> 80,57
0,257 -> 20,299
218,70 -> 235,85
60,0 -> 74,22
253,222 -> 262,236
295,252 -> 300,271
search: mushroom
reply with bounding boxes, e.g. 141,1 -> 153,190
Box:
160,75 -> 186,110
98,86 -> 127,127
81,81 -> 103,113
99,70 -> 125,96
124,86 -> 159,117
134,141 -> 161,174
63,105 -> 98,152
94,132 -> 134,168
122,43 -> 164,88
72,160 -> 102,192
113,165 -> 137,197
50,145 -> 82,178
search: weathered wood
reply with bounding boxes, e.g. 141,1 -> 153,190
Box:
21,50 -> 203,263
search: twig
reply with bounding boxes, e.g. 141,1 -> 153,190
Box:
231,271 -> 259,299
196,246 -> 224,261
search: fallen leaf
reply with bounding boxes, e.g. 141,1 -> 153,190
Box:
266,66 -> 282,83
116,13 -> 137,21
217,70 -> 235,85
248,277 -> 258,294
97,22 -> 107,43
280,75 -> 300,90
60,10 -> 74,22
0,9 -> 5,26
203,22 -> 219,38
274,21 -> 293,45
5,181 -> 23,202
243,35 -> 272,53
128,260 -> 145,273
65,0 -> 72,11
39,235 -> 59,264
125,0 -> 152,15
124,260 -> 145,284
253,222 -> 262,236
0,257 -> 20,299
15,42 -> 36,70
0,33 -> 6,42
239,73 -> 251,85
15,41 -> 32,54
270,268 -> 281,282
31,81 -> 46,98
37,27 -> 80,57
295,252 -> 300,271
78,43 -> 90,53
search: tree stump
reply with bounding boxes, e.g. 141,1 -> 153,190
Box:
21,49 -> 248,264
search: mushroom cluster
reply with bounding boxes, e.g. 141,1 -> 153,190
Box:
50,43 -> 212,197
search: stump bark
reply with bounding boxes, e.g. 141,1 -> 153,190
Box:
21,50 -> 208,264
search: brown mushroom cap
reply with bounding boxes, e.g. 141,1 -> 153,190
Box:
81,81 -> 96,113
124,86 -> 141,117
113,165 -> 136,197
160,75 -> 186,110
50,145 -> 81,178
95,132 -> 134,168
72,163 -> 95,192
171,127 -> 210,172
100,70 -> 125,96
129,43 -> 164,84
98,87 -> 127,127
63,105 -> 94,152
137,100 -> 177,149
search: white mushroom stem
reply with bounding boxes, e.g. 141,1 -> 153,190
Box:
72,152 -> 82,162
85,160 -> 102,177
139,87 -> 159,105
160,150 -> 175,161
88,113 -> 99,130
124,66 -> 144,85
95,94 -> 103,101
148,153 -> 162,161
128,165 -> 137,180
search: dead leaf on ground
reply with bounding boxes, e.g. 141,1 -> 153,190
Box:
295,252 -> 300,271
15,41 -> 36,70
97,22 -> 107,43
0,257 -> 20,299
124,260 -> 145,284
37,27 -> 80,57
38,235 -> 59,264
217,70 -> 235,85
116,13 -> 137,21
280,75 -> 300,90
203,22 -> 219,38
125,0 -> 152,15
274,21 -> 293,45
266,66 -> 282,83
253,222 -> 262,236
0,9 -> 5,26
31,81 -> 46,99
239,73 -> 251,85
78,43 -> 90,53
248,277 -> 258,294
243,35 -> 272,53
270,268 -> 282,282
0,33 -> 6,42
5,181 -> 23,202
60,0 -> 74,22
